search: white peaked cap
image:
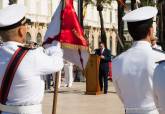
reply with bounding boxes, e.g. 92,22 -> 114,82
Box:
122,6 -> 158,22
0,4 -> 26,28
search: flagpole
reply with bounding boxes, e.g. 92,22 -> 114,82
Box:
52,0 -> 65,114
52,72 -> 60,114
44,0 -> 88,112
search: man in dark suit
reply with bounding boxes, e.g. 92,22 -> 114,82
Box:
95,42 -> 111,94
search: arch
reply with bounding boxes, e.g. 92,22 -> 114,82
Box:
109,36 -> 112,50
98,34 -> 101,43
89,35 -> 94,52
9,0 -> 17,5
26,32 -> 31,44
36,33 -> 42,45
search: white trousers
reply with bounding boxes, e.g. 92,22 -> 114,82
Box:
64,64 -> 73,87
126,108 -> 159,114
2,112 -> 42,114
0,103 -> 42,114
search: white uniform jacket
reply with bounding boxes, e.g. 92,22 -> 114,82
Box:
0,41 -> 64,114
153,61 -> 165,114
112,41 -> 160,114
152,44 -> 162,51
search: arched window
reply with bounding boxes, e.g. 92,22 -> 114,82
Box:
9,0 -> 17,5
36,33 -> 42,45
109,36 -> 112,50
98,34 -> 101,43
26,32 -> 31,44
89,35 -> 94,52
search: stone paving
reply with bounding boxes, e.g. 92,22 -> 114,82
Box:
43,82 -> 125,114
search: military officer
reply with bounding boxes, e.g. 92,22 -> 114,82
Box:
112,6 -> 159,114
153,61 -> 165,114
0,4 -> 63,114
64,61 -> 73,87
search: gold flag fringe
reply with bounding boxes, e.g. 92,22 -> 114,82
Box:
61,42 -> 88,51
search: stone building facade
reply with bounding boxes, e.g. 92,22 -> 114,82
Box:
0,0 -> 118,55
0,0 -> 51,45
83,1 -> 118,55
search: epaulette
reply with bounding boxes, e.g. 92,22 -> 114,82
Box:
152,48 -> 165,54
156,60 -> 165,64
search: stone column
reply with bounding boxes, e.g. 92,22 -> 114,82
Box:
111,31 -> 117,56
93,28 -> 99,49
106,30 -> 110,49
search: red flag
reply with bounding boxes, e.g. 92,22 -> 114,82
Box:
44,0 -> 89,70
56,0 -> 88,48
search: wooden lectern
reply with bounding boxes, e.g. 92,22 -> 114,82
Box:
85,54 -> 101,95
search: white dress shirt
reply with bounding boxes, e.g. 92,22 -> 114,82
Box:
153,62 -> 165,114
112,41 -> 159,114
0,41 -> 64,114
101,48 -> 105,54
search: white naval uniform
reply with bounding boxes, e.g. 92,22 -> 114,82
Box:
64,62 -> 73,87
0,41 -> 64,114
112,41 -> 159,114
152,44 -> 162,51
153,62 -> 165,114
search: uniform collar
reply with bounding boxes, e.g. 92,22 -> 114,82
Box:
132,41 -> 151,48
3,41 -> 24,51
3,41 -> 24,46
